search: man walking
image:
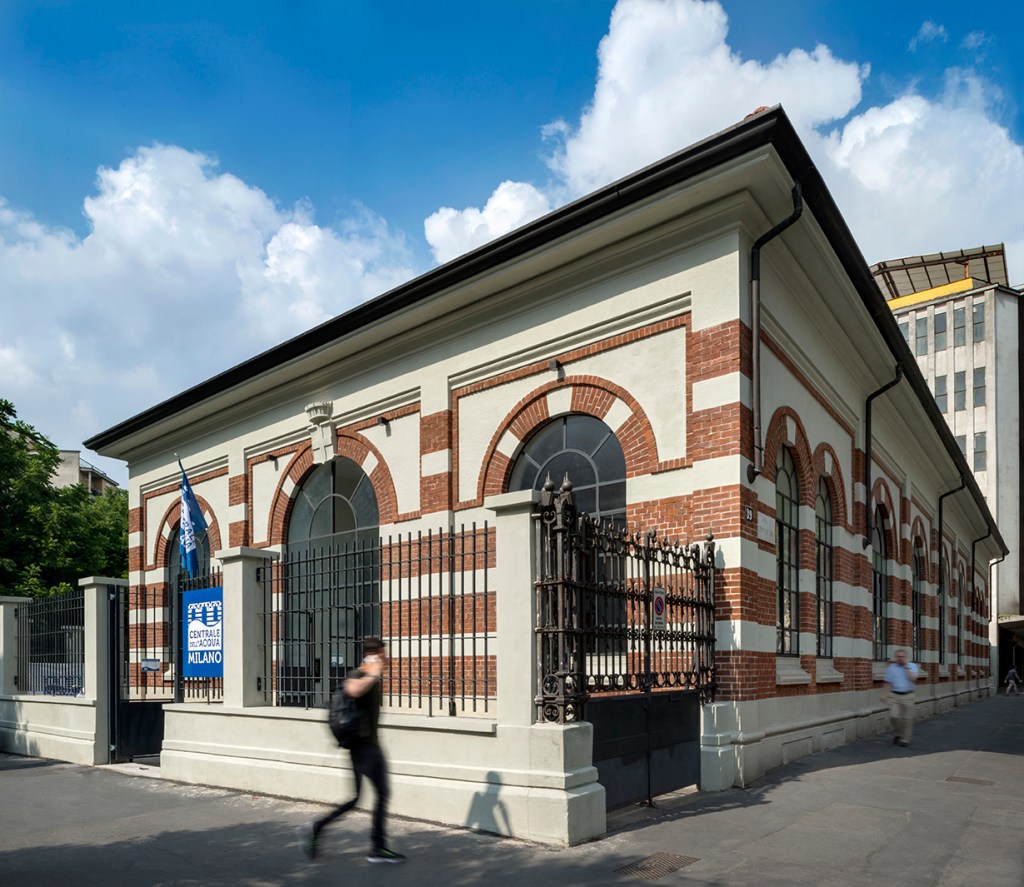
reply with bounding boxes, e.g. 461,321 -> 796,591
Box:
297,637 -> 405,864
881,648 -> 919,747
1006,665 -> 1020,696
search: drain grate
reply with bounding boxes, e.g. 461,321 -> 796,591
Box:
946,776 -> 995,786
614,852 -> 699,881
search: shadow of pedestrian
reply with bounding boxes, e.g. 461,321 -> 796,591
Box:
464,770 -> 513,836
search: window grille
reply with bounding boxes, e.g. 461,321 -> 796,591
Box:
814,480 -> 833,658
871,508 -> 887,660
775,448 -> 800,656
912,541 -> 925,661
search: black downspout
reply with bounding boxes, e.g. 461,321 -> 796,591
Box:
861,364 -> 904,548
937,476 -> 966,664
747,183 -> 803,483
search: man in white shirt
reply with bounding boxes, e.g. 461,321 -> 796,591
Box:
881,648 -> 919,747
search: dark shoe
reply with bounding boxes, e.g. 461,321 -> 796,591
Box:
896,740 -> 909,747
368,846 -> 406,864
297,822 -> 318,859
893,736 -> 900,745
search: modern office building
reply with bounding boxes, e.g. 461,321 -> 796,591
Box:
873,246 -> 1023,680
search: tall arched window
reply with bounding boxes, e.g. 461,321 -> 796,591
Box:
776,448 -> 800,655
282,457 -> 380,707
871,506 -> 888,660
508,414 -> 626,521
912,539 -> 926,661
939,555 -> 950,665
956,568 -> 966,663
815,479 -> 833,658
168,526 -> 211,590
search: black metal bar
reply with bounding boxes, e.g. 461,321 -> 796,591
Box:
862,364 -> 904,548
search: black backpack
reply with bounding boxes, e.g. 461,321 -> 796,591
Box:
327,685 -> 360,748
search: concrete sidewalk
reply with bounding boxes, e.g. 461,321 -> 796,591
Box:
2,695 -> 1022,886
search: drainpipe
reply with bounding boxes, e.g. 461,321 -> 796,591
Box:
970,531 -> 991,609
861,364 -> 904,548
747,183 -> 803,483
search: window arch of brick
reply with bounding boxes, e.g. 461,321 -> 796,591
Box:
762,407 -> 815,506
812,442 -> 850,529
267,434 -> 399,546
152,493 -> 223,570
478,376 -> 658,502
869,483 -> 896,660
869,478 -> 899,560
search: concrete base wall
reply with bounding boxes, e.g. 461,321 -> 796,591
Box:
701,679 -> 990,790
160,704 -> 606,847
0,696 -> 107,765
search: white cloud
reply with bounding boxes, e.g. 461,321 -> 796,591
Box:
424,180 -> 551,264
910,21 -> 948,52
0,146 -> 414,480
962,31 -> 988,51
425,0 -> 1024,281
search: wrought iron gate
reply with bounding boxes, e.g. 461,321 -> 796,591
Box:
108,569 -> 222,763
533,477 -> 717,808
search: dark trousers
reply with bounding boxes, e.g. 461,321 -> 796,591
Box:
314,741 -> 389,848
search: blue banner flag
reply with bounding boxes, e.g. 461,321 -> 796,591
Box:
178,460 -> 208,579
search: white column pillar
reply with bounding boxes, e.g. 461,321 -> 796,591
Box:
79,577 -> 122,764
487,489 -> 538,727
215,547 -> 278,708
0,595 -> 30,695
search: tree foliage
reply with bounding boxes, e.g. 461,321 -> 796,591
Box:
0,399 -> 127,597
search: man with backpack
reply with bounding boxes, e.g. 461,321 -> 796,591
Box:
297,637 -> 405,864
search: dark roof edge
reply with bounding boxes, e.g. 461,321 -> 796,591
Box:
85,107 -> 1007,556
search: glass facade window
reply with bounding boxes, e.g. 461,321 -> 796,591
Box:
899,321 -> 909,343
912,541 -> 925,661
871,507 -> 887,660
973,366 -> 986,407
954,371 -> 966,411
974,432 -> 987,472
955,434 -> 966,455
776,448 -> 800,656
933,312 -> 947,350
915,317 -> 928,356
814,480 -> 833,658
934,375 -> 947,412
954,307 -> 966,346
973,301 -> 985,342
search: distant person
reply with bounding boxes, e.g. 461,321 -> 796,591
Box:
1006,666 -> 1020,696
881,648 -> 919,747
297,637 -> 405,865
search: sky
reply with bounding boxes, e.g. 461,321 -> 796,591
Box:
2,0 -> 1023,484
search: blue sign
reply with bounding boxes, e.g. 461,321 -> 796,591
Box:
182,587 -> 224,677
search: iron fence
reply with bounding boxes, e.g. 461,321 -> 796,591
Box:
258,523 -> 494,716
534,478 -> 717,724
14,591 -> 85,695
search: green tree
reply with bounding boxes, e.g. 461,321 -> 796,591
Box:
0,399 -> 127,597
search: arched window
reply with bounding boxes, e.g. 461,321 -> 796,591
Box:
956,568 -> 966,663
912,539 -> 926,661
815,479 -> 833,657
776,448 -> 800,655
508,414 -> 626,521
168,526 -> 210,590
939,555 -> 950,665
282,457 -> 380,707
286,457 -> 379,548
871,507 -> 888,660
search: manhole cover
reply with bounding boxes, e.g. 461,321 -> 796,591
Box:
946,776 -> 995,786
614,852 -> 699,881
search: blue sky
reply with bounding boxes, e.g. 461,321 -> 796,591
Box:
2,0 -> 1023,482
